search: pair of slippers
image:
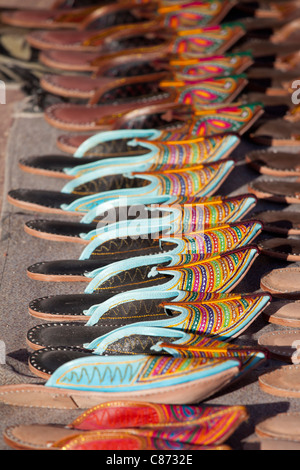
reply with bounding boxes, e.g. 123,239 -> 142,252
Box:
3,401 -> 249,450
8,159 -> 237,216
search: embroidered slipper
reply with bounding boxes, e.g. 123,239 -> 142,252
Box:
27,247 -> 260,322
246,150 -> 300,177
26,292 -> 271,352
41,71 -> 248,105
258,237 -> 300,262
8,161 -> 235,216
52,102 -> 197,152
261,267 -> 300,299
248,179 -> 300,204
40,52 -> 253,100
23,194 -> 257,244
26,220 -> 263,282
258,330 -> 300,363
29,244 -> 257,322
0,355 -> 242,409
27,326 -> 268,379
39,45 -> 249,76
10,429 -> 230,450
27,21 -> 246,53
36,246 -> 261,299
43,75 -> 248,132
54,101 -> 264,154
3,401 -> 248,450
259,364 -> 300,398
38,22 -> 246,71
1,2 -> 159,30
256,413 -> 300,446
19,134 -> 240,179
2,1 -> 237,31
263,299 -> 300,327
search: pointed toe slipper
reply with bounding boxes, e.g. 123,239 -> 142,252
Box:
26,291 -> 271,349
43,74 -> 248,133
5,428 -> 229,451
0,355 -> 242,409
3,401 -> 248,450
27,326 -> 268,380
18,134 -> 240,180
8,162 -> 235,216
22,194 -> 258,244
43,72 -> 177,132
25,221 -> 263,283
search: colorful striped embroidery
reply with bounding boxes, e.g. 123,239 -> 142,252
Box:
138,134 -> 238,170
72,401 -> 245,433
161,76 -> 247,106
162,1 -> 231,29
171,23 -> 245,56
137,162 -> 234,197
162,220 -> 262,255
189,104 -> 262,136
50,355 -> 239,391
157,247 -> 259,293
158,293 -> 269,337
173,53 -> 252,80
56,430 -> 227,450
172,202 -> 257,233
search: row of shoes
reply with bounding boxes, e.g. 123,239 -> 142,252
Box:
1,0 -> 300,451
